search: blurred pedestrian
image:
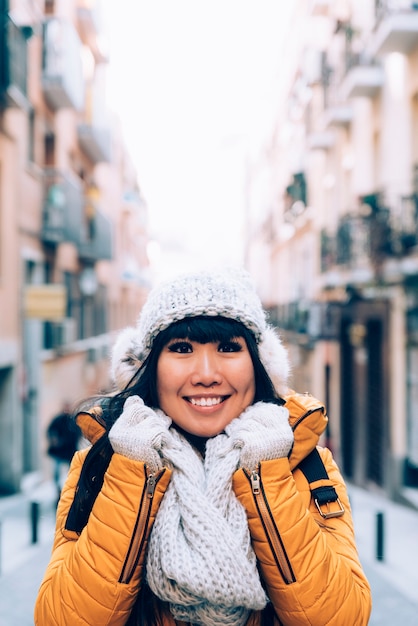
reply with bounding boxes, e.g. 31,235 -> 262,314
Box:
46,401 -> 81,499
35,268 -> 371,625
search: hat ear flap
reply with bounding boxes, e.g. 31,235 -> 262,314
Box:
110,327 -> 144,390
258,326 -> 290,396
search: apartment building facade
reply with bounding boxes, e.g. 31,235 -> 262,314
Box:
0,0 -> 149,493
247,0 -> 418,503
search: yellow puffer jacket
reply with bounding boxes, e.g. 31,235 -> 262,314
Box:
34,393 -> 372,625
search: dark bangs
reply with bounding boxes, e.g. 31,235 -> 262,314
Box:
155,315 -> 255,346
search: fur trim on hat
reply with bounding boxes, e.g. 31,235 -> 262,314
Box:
110,326 -> 144,391
258,326 -> 290,396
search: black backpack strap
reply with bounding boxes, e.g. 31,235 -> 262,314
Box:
297,448 -> 345,519
65,434 -> 114,534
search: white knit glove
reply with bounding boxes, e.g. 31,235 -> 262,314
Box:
109,396 -> 172,472
225,402 -> 294,470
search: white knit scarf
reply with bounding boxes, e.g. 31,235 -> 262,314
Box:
146,427 -> 268,626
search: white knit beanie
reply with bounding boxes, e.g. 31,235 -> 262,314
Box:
111,268 -> 290,394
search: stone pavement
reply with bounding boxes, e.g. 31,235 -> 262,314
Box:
0,479 -> 417,625
347,483 -> 418,624
0,480 -> 56,626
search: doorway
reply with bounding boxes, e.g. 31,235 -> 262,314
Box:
340,301 -> 388,489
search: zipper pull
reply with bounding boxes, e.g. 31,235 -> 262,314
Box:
147,474 -> 156,498
250,470 -> 260,494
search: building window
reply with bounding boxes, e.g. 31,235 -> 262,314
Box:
44,132 -> 55,167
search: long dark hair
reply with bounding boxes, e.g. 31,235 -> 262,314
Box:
125,316 -> 282,624
74,316 -> 283,624
103,315 -> 283,429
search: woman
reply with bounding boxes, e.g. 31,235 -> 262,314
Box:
34,269 -> 372,625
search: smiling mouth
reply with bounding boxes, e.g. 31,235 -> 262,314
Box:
187,396 -> 226,407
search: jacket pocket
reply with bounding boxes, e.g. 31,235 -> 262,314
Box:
119,468 -> 166,584
244,467 -> 296,585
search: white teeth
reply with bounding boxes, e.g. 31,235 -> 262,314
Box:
190,397 -> 222,407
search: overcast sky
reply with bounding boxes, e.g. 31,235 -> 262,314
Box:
104,1 -> 292,280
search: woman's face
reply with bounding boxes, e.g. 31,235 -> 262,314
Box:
156,336 -> 256,437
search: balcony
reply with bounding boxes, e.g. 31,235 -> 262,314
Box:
42,169 -> 84,245
284,172 -> 308,222
307,130 -> 335,150
42,18 -> 84,110
371,2 -> 418,56
320,192 -> 418,276
77,123 -> 111,163
321,213 -> 385,274
267,300 -> 342,342
0,15 -> 31,109
322,77 -> 353,127
320,229 -> 335,273
341,61 -> 384,99
388,193 -> 418,253
335,214 -> 375,267
322,103 -> 353,127
77,206 -> 113,262
42,170 -> 113,260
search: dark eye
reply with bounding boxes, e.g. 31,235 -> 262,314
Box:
168,340 -> 193,353
218,340 -> 243,353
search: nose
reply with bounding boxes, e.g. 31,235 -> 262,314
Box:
190,346 -> 222,387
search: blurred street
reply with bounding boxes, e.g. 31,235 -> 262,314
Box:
0,479 -> 417,625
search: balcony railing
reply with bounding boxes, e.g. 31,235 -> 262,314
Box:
307,130 -> 335,151
266,301 -> 342,341
317,51 -> 352,128
321,215 -> 384,271
376,0 -> 418,22
284,172 -> 308,221
389,193 -> 418,253
42,169 -> 84,245
42,18 -> 84,110
341,53 -> 384,99
77,123 -> 112,163
372,0 -> 418,55
0,15 -> 30,108
42,169 -> 113,261
336,214 -> 375,266
77,205 -> 113,261
320,192 -> 418,272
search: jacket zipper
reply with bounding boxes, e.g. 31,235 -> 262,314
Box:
245,468 -> 296,585
119,469 -> 163,584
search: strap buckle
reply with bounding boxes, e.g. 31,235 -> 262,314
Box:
314,497 -> 345,519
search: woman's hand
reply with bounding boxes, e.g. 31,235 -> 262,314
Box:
225,402 -> 294,470
109,396 -> 172,472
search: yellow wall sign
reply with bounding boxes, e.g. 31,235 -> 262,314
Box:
24,284 -> 66,320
